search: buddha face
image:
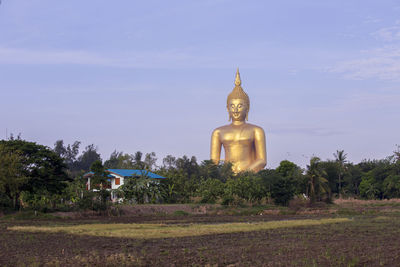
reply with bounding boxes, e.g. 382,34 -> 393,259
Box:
228,99 -> 248,122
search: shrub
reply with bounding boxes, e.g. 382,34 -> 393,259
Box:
197,178 -> 224,203
224,173 -> 266,203
383,175 -> 400,198
359,174 -> 381,199
76,190 -> 110,212
0,193 -> 12,210
271,176 -> 296,206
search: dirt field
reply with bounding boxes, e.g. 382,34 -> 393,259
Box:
1,200 -> 400,266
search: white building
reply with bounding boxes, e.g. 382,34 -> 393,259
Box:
84,169 -> 166,202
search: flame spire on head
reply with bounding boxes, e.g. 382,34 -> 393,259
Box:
235,68 -> 241,86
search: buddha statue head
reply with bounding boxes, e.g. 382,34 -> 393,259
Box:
227,69 -> 250,122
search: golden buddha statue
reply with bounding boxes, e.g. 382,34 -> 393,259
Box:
210,69 -> 267,173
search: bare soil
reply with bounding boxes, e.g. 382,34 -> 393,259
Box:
1,201 -> 400,266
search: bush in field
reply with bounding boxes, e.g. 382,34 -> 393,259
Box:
120,175 -> 164,204
224,172 -> 266,204
161,171 -> 199,203
270,176 -> 296,206
76,191 -> 96,210
74,190 -> 110,212
197,178 -> 224,203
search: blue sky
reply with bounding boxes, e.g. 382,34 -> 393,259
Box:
1,0 -> 400,168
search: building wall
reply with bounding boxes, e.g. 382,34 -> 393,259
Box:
110,174 -> 124,190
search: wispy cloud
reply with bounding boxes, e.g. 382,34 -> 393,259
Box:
328,46 -> 400,81
0,46 -> 225,69
0,42 -> 319,70
371,25 -> 400,42
363,17 -> 381,24
328,21 -> 400,81
0,46 -> 249,69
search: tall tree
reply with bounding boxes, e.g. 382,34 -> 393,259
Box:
53,140 -> 67,157
334,150 -> 347,198
0,140 -> 69,209
276,160 -> 305,195
144,152 -> 157,170
104,151 -> 135,169
133,151 -> 144,169
0,144 -> 28,209
306,157 -> 330,203
276,160 -> 301,177
75,144 -> 101,171
162,155 -> 176,169
53,140 -> 81,172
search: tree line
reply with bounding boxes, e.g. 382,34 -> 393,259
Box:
1,137 -> 400,212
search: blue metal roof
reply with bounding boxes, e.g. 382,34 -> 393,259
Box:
107,169 -> 166,179
84,171 -> 114,178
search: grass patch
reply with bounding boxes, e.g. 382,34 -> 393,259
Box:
8,218 -> 351,239
173,210 -> 189,216
0,211 -> 60,221
217,204 -> 279,216
337,208 -> 360,216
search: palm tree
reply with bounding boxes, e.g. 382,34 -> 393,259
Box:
334,150 -> 347,198
306,157 -> 329,203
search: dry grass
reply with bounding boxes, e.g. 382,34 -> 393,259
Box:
334,198 -> 400,205
8,218 -> 350,239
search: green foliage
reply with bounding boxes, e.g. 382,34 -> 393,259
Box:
276,160 -> 301,177
359,173 -> 380,199
334,150 -> 347,196
224,172 -> 265,203
356,157 -> 400,199
157,168 -> 196,203
0,140 -> 69,210
0,145 -> 27,209
343,165 -> 362,196
4,137 -> 400,213
197,178 -> 224,203
76,190 -> 96,210
0,192 -> 12,211
53,140 -> 102,176
275,161 -> 305,195
104,150 -> 135,169
76,144 -> 102,172
383,175 -> 400,198
0,210 -> 59,221
119,174 -> 163,204
103,150 -> 158,170
270,176 -> 296,206
89,160 -> 109,188
61,176 -> 86,204
1,140 -> 69,193
199,160 -> 234,182
74,190 -> 110,212
306,157 -> 330,203
319,161 -> 340,195
53,140 -> 81,173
